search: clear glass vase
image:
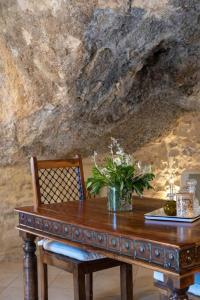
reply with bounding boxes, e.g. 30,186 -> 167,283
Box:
107,187 -> 133,212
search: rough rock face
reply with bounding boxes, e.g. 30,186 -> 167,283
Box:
0,0 -> 200,260
0,0 -> 200,165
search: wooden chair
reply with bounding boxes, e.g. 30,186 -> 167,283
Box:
30,155 -> 133,300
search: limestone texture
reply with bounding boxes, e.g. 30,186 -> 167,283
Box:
0,0 -> 200,260
0,0 -> 200,164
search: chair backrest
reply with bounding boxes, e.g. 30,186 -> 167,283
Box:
181,169 -> 200,202
30,155 -> 86,211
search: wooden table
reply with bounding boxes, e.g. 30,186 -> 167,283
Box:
16,197 -> 200,300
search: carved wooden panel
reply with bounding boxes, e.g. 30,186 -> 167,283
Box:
121,238 -> 134,257
135,240 -> 150,262
19,212 -> 200,273
107,235 -> 120,252
180,247 -> 196,268
63,224 -> 72,239
164,248 -> 179,271
72,226 -> 84,242
83,229 -> 96,245
151,244 -> 165,266
94,232 -> 107,249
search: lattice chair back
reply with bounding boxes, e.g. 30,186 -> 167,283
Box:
30,156 -> 86,211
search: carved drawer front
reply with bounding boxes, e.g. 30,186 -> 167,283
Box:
52,221 -> 63,236
35,217 -> 45,231
180,248 -> 196,268
62,224 -> 72,239
164,249 -> 178,270
19,213 -> 27,226
72,226 -> 84,242
21,214 -> 34,227
151,245 -> 165,266
94,232 -> 107,249
41,219 -> 53,233
27,215 -> 34,226
107,235 -> 120,252
135,241 -> 150,261
121,238 -> 134,256
83,229 -> 96,245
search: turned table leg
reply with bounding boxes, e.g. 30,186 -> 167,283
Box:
164,274 -> 194,300
169,287 -> 189,300
21,232 -> 38,300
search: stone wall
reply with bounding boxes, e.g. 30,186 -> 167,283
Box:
0,0 -> 200,260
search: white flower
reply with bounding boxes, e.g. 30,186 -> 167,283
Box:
101,168 -> 108,175
116,148 -> 124,156
137,161 -> 142,170
114,157 -> 122,166
93,151 -> 99,169
124,154 -> 132,165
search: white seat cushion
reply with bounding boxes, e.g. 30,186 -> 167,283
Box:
39,239 -> 104,261
153,271 -> 164,282
153,271 -> 200,297
188,273 -> 200,296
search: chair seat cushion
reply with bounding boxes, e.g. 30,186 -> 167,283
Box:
188,273 -> 200,296
39,239 -> 105,261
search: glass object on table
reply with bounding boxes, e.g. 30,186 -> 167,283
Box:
164,175 -> 177,216
163,200 -> 176,216
186,179 -> 199,211
107,186 -> 132,212
176,192 -> 194,217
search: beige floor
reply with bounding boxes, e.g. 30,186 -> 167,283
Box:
0,261 -> 198,300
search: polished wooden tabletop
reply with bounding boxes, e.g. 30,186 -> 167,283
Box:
16,197 -> 200,247
16,196 -> 200,275
16,197 -> 200,300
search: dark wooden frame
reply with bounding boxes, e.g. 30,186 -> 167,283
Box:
29,156 -> 132,300
30,155 -> 87,211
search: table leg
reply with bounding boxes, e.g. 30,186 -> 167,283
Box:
120,263 -> 133,300
20,232 -> 38,300
169,288 -> 189,300
163,274 -> 194,300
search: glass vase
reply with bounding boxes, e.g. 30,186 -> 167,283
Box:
107,187 -> 133,212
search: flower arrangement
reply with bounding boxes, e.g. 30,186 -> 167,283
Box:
86,138 -> 155,211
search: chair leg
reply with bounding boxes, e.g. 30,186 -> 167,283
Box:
40,263 -> 48,300
120,263 -> 133,300
85,273 -> 93,300
73,266 -> 86,300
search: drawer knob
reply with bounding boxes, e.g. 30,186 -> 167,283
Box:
155,249 -> 160,257
125,242 -> 130,250
140,245 -> 145,253
98,235 -> 103,242
64,227 -> 68,233
111,239 -> 117,247
186,256 -> 192,264
75,229 -> 80,237
87,232 -> 92,239
167,262 -> 172,268
169,253 -> 174,260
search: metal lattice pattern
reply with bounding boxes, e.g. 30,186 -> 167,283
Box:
38,167 -> 84,204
